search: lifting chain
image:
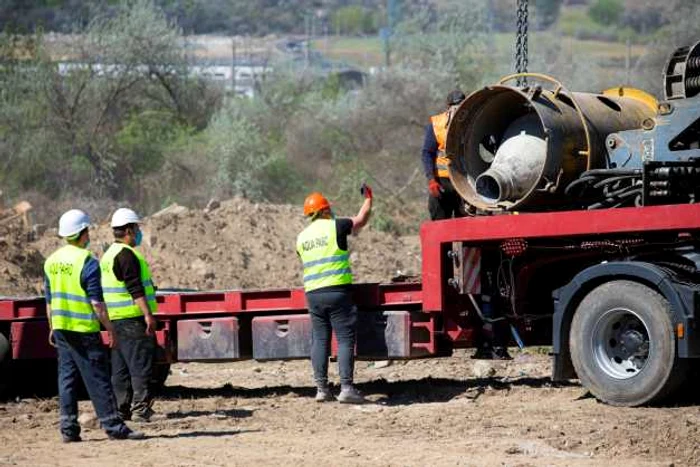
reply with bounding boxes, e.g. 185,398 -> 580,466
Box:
514,0 -> 529,87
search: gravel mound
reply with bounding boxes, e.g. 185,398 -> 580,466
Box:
2,197 -> 422,296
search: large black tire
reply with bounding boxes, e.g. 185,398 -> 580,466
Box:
569,280 -> 687,406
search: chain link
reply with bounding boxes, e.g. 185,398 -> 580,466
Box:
514,0 -> 529,87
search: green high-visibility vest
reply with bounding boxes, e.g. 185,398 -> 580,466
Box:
296,219 -> 353,292
100,242 -> 158,320
44,244 -> 100,333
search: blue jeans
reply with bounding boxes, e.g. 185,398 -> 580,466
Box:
306,287 -> 358,387
54,330 -> 130,439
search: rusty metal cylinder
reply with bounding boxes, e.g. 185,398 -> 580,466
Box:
445,76 -> 656,212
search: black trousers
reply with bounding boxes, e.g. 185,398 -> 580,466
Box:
428,177 -> 466,221
306,287 -> 358,387
111,317 -> 156,418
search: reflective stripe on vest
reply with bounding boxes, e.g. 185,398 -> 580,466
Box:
296,219 -> 353,292
43,245 -> 99,333
100,243 -> 158,320
430,112 -> 451,178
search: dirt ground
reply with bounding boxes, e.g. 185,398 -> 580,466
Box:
1,350 -> 699,467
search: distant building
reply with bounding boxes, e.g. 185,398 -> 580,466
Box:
56,60 -> 273,98
188,59 -> 272,97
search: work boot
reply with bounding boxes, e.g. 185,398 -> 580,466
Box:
62,435 -> 82,443
472,345 -> 513,361
108,429 -> 146,441
492,346 -> 513,360
472,345 -> 495,360
337,386 -> 366,404
315,386 -> 335,403
132,408 -> 155,423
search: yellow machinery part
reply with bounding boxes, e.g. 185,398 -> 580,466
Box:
603,87 -> 658,113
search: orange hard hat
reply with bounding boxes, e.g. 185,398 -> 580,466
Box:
303,192 -> 331,217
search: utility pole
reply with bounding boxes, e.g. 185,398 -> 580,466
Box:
383,0 -> 397,68
231,37 -> 236,94
311,11 -> 316,40
324,16 -> 329,57
305,13 -> 310,66
625,38 -> 632,86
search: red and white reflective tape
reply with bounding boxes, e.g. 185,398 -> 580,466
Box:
462,247 -> 481,294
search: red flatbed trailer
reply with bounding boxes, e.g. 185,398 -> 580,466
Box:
2,203 -> 700,406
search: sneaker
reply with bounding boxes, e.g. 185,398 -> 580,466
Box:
315,387 -> 335,402
132,408 -> 155,422
62,435 -> 82,443
337,387 -> 366,404
118,412 -> 132,421
108,429 -> 146,441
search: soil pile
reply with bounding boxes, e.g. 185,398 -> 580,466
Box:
138,199 -> 422,291
0,220 -> 45,297
4,197 -> 422,296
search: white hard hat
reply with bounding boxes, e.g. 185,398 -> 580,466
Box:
111,207 -> 141,228
58,209 -> 90,238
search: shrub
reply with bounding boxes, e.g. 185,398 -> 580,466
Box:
589,0 -> 624,26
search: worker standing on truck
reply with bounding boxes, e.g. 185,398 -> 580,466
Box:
44,209 -> 144,442
101,208 -> 158,422
422,89 -> 467,220
296,185 -> 373,404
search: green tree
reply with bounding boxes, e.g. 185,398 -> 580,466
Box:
535,0 -> 562,30
394,0 -> 495,93
40,0 -> 194,195
0,32 -> 59,197
488,0 -> 516,32
589,0 -> 624,26
332,5 -> 366,35
0,0 -> 221,203
631,0 -> 700,96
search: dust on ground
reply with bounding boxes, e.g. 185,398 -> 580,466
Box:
1,350 -> 698,467
2,197 -> 422,296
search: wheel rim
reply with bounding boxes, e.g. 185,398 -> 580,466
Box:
591,307 -> 650,380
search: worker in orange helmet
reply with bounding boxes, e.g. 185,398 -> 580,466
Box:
422,89 -> 467,220
296,184 -> 373,403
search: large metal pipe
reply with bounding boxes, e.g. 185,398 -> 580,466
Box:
475,130 -> 547,204
445,74 -> 657,212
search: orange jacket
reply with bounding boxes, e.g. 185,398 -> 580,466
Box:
430,111 -> 451,178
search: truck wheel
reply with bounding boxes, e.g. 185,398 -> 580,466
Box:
569,280 -> 686,406
0,332 -> 10,398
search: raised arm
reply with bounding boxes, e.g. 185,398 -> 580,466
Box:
350,184 -> 373,234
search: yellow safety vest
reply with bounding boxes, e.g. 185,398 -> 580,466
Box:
430,111 -> 451,178
100,242 -> 158,320
44,245 -> 100,333
296,219 -> 353,292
